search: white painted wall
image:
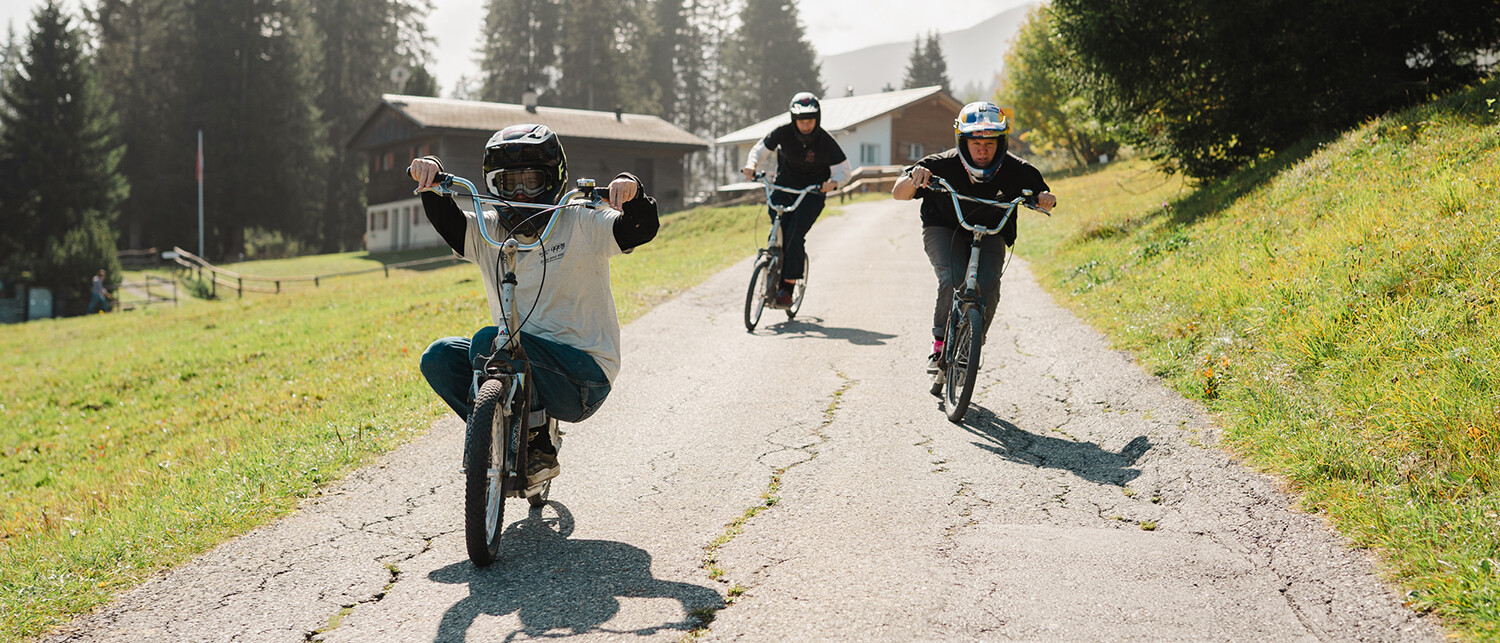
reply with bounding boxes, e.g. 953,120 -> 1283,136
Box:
832,115 -> 892,168
364,197 -> 450,252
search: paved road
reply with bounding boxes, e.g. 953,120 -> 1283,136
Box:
45,199 -> 1440,642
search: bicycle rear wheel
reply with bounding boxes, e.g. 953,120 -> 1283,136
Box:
943,307 -> 984,423
464,378 -> 510,566
787,258 -> 808,319
744,256 -> 770,331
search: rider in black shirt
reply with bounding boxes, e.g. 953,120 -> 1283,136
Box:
741,92 -> 852,307
893,101 -> 1058,373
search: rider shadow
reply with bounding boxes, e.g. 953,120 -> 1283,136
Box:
428,502 -> 723,642
958,404 -> 1152,487
764,316 -> 897,346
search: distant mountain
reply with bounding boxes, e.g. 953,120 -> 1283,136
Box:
818,2 -> 1038,101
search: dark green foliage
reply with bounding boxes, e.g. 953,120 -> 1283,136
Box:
310,0 -> 429,252
722,0 -> 823,127
1051,0 -> 1500,180
402,64 -> 439,97
903,32 -> 950,93
0,0 -> 124,307
478,0 -> 559,104
997,6 -> 1117,168
554,0 -> 654,112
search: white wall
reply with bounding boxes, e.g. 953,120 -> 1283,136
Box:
833,115 -> 892,168
364,197 -> 449,253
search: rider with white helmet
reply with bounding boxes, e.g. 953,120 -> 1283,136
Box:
892,101 -> 1059,373
741,92 -> 853,307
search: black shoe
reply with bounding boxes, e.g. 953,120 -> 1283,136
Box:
775,284 -> 794,307
526,448 -> 559,486
926,352 -> 941,375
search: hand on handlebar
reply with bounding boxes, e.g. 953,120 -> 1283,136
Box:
605,177 -> 638,210
821,180 -> 838,193
741,167 -> 756,181
907,165 -> 933,188
1035,191 -> 1057,211
409,158 -> 442,191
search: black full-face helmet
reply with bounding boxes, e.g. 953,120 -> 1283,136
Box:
482,124 -> 568,234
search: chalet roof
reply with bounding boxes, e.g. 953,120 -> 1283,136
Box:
715,86 -> 960,145
352,94 -> 709,150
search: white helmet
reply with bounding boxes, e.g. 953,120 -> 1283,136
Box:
954,102 -> 1010,181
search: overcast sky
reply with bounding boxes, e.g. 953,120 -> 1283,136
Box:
0,0 -> 1034,97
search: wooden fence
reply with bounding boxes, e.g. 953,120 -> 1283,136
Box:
168,246 -> 462,299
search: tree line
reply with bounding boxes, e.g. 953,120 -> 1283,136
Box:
0,0 -> 833,311
999,0 -> 1500,180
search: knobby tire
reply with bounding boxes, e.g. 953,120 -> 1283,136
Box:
944,307 -> 984,423
464,378 -> 510,566
744,257 -> 770,331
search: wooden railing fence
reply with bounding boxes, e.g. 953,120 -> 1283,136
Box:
168,246 -> 461,298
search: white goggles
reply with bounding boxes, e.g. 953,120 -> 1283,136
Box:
486,168 -> 549,199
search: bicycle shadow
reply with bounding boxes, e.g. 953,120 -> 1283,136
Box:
763,316 -> 897,346
957,404 -> 1151,487
428,502 -> 722,642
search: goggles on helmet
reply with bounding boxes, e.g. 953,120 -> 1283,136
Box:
487,168 -> 550,199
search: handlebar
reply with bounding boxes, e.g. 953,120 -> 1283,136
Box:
410,169 -> 606,248
752,171 -> 822,214
923,175 -> 1050,235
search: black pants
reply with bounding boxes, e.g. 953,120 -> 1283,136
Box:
922,226 -> 1007,339
771,189 -> 823,281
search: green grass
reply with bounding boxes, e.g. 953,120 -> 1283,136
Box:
1017,78 -> 1500,639
0,198 -> 827,641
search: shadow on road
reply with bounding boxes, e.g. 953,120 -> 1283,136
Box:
763,316 -> 898,346
958,405 -> 1151,487
428,502 -> 722,642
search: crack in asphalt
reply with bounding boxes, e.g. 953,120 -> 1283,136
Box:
687,367 -> 856,638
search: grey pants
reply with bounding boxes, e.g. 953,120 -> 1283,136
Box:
922,226 -> 1007,339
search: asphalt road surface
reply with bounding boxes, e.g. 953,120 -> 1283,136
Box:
45,199 -> 1442,642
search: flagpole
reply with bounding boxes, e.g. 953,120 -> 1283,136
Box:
197,130 -> 204,259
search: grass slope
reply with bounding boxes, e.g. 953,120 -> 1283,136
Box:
0,200 -> 786,641
1018,78 -> 1500,639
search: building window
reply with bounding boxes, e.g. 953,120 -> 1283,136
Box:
410,206 -> 419,225
860,143 -> 880,165
369,211 -> 376,230
907,143 -> 924,160
420,143 -> 431,157
382,151 -> 394,171
380,210 -> 389,230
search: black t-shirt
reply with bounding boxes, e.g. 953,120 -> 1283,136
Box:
762,123 -> 847,189
908,148 -> 1050,246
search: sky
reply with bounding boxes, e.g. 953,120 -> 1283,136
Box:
0,0 -> 1035,97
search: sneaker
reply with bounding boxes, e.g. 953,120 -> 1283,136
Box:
774,283 -> 794,308
526,449 -> 559,486
926,352 -> 942,374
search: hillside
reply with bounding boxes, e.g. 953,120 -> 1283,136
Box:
818,2 -> 1038,100
1018,78 -> 1500,639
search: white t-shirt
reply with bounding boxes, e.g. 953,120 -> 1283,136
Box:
462,203 -> 625,382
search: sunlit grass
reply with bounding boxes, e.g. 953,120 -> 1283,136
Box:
0,198 -> 823,641
1018,78 -> 1500,639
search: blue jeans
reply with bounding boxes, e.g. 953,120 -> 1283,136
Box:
770,189 -> 823,281
420,327 -> 612,423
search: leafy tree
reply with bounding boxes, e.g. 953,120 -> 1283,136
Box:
478,0 -> 559,104
903,32 -> 949,93
722,0 -> 822,127
1051,0 -> 1500,179
310,0 -> 429,252
0,0 -> 124,307
997,6 -> 1116,168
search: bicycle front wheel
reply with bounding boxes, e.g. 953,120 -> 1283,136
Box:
744,256 -> 770,331
943,307 -> 984,423
787,258 -> 808,319
464,378 -> 510,566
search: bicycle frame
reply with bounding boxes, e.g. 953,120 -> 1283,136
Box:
926,175 -> 1043,301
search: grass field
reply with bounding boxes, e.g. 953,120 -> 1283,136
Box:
0,197 -> 819,641
1018,78 -> 1500,639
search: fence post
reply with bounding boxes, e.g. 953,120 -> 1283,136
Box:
384,265 -> 390,278
237,277 -> 242,298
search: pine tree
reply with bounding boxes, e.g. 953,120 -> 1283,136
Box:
0,0 -> 124,308
901,35 -> 926,90
403,64 -> 439,97
310,0 -> 429,252
554,0 -> 653,113
178,0 -> 324,259
478,0 -> 559,104
722,0 -> 823,127
921,32 -> 951,94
